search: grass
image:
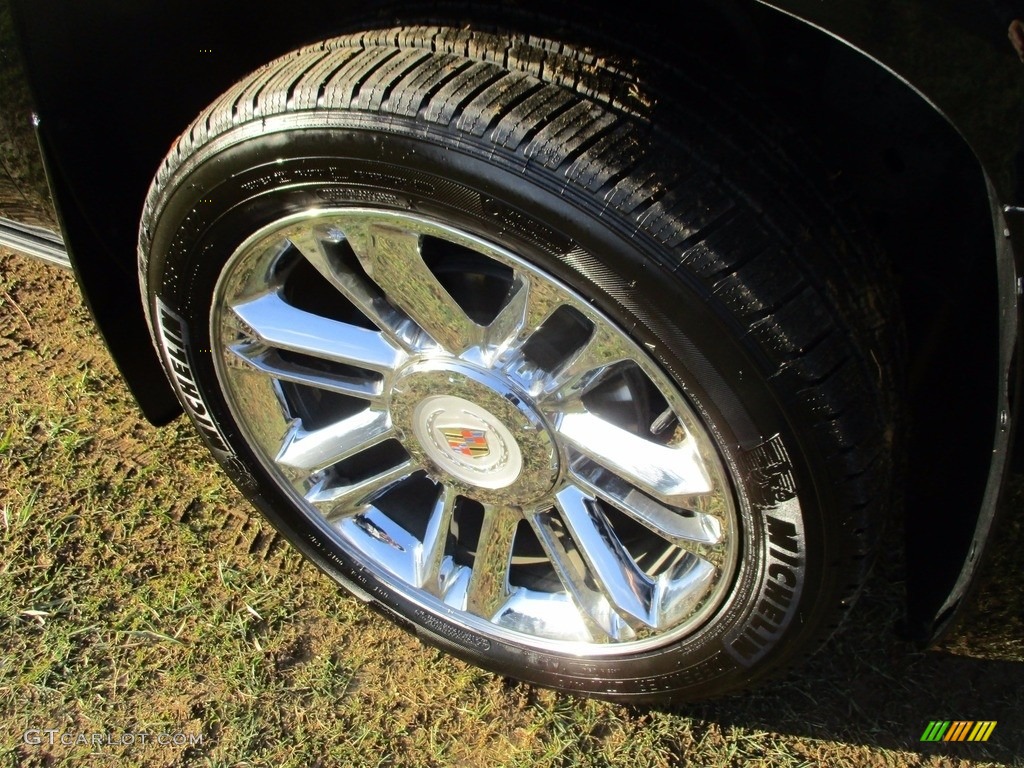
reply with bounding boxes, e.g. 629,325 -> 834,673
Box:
0,251 -> 1021,767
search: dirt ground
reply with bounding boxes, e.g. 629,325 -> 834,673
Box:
0,250 -> 1021,767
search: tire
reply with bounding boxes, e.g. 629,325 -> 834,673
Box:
139,27 -> 900,701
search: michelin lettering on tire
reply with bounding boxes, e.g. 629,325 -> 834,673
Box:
155,296 -> 234,460
725,435 -> 806,665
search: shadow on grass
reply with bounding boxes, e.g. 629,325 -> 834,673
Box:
656,475 -> 1024,764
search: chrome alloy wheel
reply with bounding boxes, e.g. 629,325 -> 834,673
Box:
211,208 -> 739,650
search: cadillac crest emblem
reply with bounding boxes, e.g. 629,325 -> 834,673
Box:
441,427 -> 490,458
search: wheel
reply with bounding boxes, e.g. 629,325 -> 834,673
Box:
139,27 -> 899,701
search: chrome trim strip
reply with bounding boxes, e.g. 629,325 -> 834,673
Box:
0,217 -> 69,269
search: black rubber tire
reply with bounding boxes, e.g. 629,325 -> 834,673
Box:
139,27 -> 901,702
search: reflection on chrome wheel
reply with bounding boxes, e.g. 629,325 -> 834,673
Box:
212,209 -> 738,649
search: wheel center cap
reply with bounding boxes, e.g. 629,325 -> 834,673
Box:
391,361 -> 558,504
413,395 -> 523,489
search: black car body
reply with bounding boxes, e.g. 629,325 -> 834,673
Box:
1,0 -> 1019,699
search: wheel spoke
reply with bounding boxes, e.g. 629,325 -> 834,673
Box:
536,321 -> 635,403
653,555 -> 718,629
346,223 -> 482,354
219,365 -> 293,466
556,412 -> 712,505
306,458 -> 417,522
227,341 -> 384,401
337,509 -> 420,586
231,292 -> 404,373
569,459 -> 723,549
552,485 -> 654,627
482,273 -> 561,361
276,409 -> 393,473
416,483 -> 458,592
465,503 -> 521,620
287,225 -> 425,352
527,509 -> 636,642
